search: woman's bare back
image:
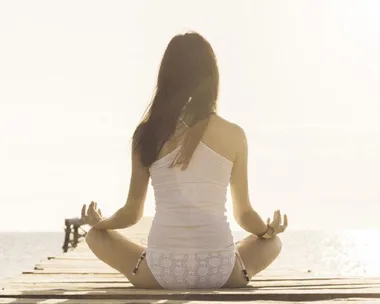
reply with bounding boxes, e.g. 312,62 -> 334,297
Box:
158,114 -> 241,164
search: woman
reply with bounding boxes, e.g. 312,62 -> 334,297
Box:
81,32 -> 288,289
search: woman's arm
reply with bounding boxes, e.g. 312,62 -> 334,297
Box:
230,125 -> 268,236
94,145 -> 150,230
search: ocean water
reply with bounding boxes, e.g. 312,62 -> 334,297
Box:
0,232 -> 63,280
234,229 -> 380,278
1,230 -> 379,280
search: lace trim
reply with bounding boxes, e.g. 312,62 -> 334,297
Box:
132,248 -> 250,288
146,250 -> 236,289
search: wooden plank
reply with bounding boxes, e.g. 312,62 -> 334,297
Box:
34,260 -> 112,268
1,299 -> 380,304
3,274 -> 124,284
22,270 -> 119,275
2,283 -> 380,293
29,267 -> 304,277
3,278 -> 380,289
1,287 -> 380,302
2,275 -> 380,294
19,269 -> 314,276
5,274 -> 380,287
0,300 -> 214,304
33,264 -> 114,270
3,273 -> 380,302
47,256 -> 97,260
4,278 -> 380,289
6,274 -> 380,283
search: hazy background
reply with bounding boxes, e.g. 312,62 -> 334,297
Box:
1,0 -> 379,232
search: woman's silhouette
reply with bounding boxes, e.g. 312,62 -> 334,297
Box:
81,31 -> 288,289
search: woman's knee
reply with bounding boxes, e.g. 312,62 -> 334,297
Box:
268,235 -> 282,257
85,227 -> 96,246
85,227 -> 106,247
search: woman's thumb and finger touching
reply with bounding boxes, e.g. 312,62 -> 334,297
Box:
80,201 -> 103,227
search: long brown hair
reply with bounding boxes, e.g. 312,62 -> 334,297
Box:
132,32 -> 219,169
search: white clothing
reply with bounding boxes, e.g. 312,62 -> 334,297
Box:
147,142 -> 234,252
132,142 -> 249,288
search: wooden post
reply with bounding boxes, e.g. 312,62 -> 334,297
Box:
62,218 -> 87,253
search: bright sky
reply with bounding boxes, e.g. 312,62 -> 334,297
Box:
1,0 -> 379,231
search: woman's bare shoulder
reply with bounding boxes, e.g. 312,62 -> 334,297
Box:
202,115 -> 247,162
211,115 -> 246,140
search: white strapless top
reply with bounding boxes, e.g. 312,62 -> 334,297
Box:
147,142 -> 234,252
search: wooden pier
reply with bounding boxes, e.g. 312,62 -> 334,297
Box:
1,218 -> 380,304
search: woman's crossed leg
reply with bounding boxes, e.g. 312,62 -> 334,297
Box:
85,227 -> 282,289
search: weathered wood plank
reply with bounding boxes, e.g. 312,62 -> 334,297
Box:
0,300 -> 222,304
5,273 -> 380,286
22,270 -> 119,275
34,260 -> 112,268
2,283 -> 380,294
5,274 -> 373,286
47,256 -> 97,260
1,287 -> 380,302
1,299 -> 380,304
3,300 -> 380,304
4,279 -> 380,289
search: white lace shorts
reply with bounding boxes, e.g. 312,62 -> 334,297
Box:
132,248 -> 249,289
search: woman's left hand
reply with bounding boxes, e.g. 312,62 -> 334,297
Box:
81,201 -> 103,227
267,210 -> 288,234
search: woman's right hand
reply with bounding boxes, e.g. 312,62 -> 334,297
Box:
267,210 -> 288,234
81,201 -> 103,227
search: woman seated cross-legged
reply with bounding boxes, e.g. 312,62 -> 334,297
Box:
81,31 -> 288,289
